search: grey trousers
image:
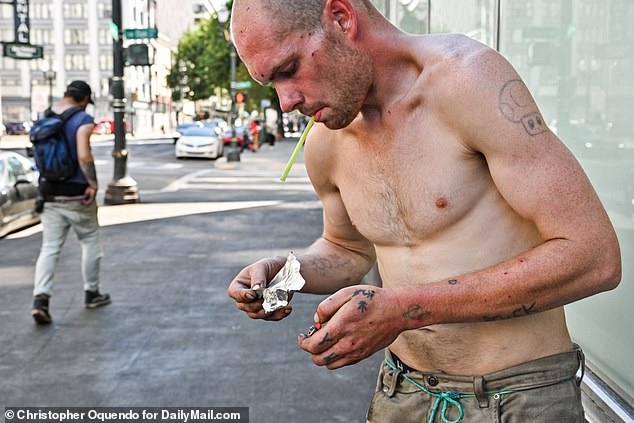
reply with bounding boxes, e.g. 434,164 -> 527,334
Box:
33,201 -> 103,296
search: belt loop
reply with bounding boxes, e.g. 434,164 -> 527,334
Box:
473,376 -> 489,408
575,345 -> 585,386
386,368 -> 402,398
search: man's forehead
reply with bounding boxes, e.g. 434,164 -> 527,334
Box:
234,27 -> 298,86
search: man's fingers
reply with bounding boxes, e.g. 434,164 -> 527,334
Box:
246,306 -> 292,320
315,289 -> 352,324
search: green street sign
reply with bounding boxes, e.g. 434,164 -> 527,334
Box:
124,27 -> 158,39
231,81 -> 252,89
2,42 -> 43,60
109,21 -> 119,41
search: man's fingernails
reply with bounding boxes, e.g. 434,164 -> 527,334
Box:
245,291 -> 256,300
252,284 -> 261,291
298,333 -> 307,340
284,308 -> 292,314
313,312 -> 319,323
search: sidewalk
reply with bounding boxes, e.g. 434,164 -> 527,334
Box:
0,141 -> 381,423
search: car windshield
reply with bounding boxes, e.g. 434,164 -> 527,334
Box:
182,126 -> 216,137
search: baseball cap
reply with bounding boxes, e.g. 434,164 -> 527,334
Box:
66,80 -> 94,104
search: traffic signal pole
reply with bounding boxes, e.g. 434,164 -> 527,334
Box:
226,45 -> 240,162
105,0 -> 139,204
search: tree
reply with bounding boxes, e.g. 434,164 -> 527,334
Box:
167,16 -> 230,102
166,5 -> 278,122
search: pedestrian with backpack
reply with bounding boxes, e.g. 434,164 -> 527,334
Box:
31,80 -> 110,325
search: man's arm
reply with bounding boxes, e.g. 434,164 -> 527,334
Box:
226,125 -> 375,321
298,124 -> 377,294
76,122 -> 98,204
392,46 -> 622,326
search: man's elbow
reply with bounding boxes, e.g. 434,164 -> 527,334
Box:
595,241 -> 622,292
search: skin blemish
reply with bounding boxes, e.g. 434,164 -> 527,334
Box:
503,272 -> 508,275
435,198 -> 448,209
519,258 -> 526,263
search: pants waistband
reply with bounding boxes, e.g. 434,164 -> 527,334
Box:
385,345 -> 584,394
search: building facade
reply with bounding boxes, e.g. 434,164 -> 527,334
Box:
1,0 -> 205,133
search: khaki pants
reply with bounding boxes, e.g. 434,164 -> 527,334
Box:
366,346 -> 585,423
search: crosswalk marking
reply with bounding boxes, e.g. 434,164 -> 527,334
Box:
162,168 -> 314,192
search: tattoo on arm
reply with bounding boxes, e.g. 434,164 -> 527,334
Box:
402,304 -> 432,321
305,253 -> 351,278
498,79 -> 548,136
483,302 -> 538,321
448,279 -> 458,285
80,161 -> 98,188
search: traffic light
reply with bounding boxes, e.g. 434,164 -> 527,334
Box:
235,91 -> 247,104
125,43 -> 150,66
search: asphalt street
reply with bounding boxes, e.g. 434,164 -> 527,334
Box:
0,138 -> 383,423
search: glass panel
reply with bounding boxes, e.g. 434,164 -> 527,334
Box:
395,0 -> 429,34
500,0 -> 634,400
429,0 -> 497,46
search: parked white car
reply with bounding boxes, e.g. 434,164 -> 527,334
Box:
175,125 -> 224,159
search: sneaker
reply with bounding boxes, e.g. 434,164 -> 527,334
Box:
32,294 -> 52,324
85,290 -> 111,309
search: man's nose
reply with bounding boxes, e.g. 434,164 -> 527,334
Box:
276,87 -> 304,113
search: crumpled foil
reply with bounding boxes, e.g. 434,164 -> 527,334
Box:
254,252 -> 305,313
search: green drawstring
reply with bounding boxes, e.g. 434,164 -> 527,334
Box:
384,359 -> 513,423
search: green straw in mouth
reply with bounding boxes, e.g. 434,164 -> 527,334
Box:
280,116 -> 315,182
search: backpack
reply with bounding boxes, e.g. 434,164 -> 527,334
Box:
30,107 -> 82,182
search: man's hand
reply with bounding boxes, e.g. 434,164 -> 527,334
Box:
82,186 -> 97,205
297,285 -> 403,369
227,257 -> 291,321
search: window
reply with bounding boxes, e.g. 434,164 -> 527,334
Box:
63,3 -> 85,19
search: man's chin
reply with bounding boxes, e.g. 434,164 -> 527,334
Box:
322,113 -> 356,130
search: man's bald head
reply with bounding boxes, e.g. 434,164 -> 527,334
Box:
232,0 -> 326,39
232,0 -> 376,39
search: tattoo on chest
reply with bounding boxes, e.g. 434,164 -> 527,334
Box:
402,304 -> 432,321
483,302 -> 538,321
499,79 -> 548,137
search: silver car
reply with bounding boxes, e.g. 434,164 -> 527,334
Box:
0,151 -> 40,238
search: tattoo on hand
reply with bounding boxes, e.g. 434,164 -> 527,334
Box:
498,79 -> 548,136
358,300 -> 368,312
324,353 -> 342,365
352,289 -> 375,300
402,304 -> 432,321
483,302 -> 538,321
318,332 -> 333,347
448,279 -> 458,285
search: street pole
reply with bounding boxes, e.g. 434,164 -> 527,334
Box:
105,0 -> 139,204
226,44 -> 240,162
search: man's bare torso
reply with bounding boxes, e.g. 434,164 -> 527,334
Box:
307,35 -> 572,375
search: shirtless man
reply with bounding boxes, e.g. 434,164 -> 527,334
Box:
227,0 -> 621,421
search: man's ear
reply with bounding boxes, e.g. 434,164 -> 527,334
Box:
325,0 -> 358,37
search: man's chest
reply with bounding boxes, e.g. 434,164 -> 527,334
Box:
333,126 -> 491,246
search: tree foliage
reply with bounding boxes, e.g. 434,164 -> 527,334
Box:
166,4 -> 277,112
166,16 -> 230,102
